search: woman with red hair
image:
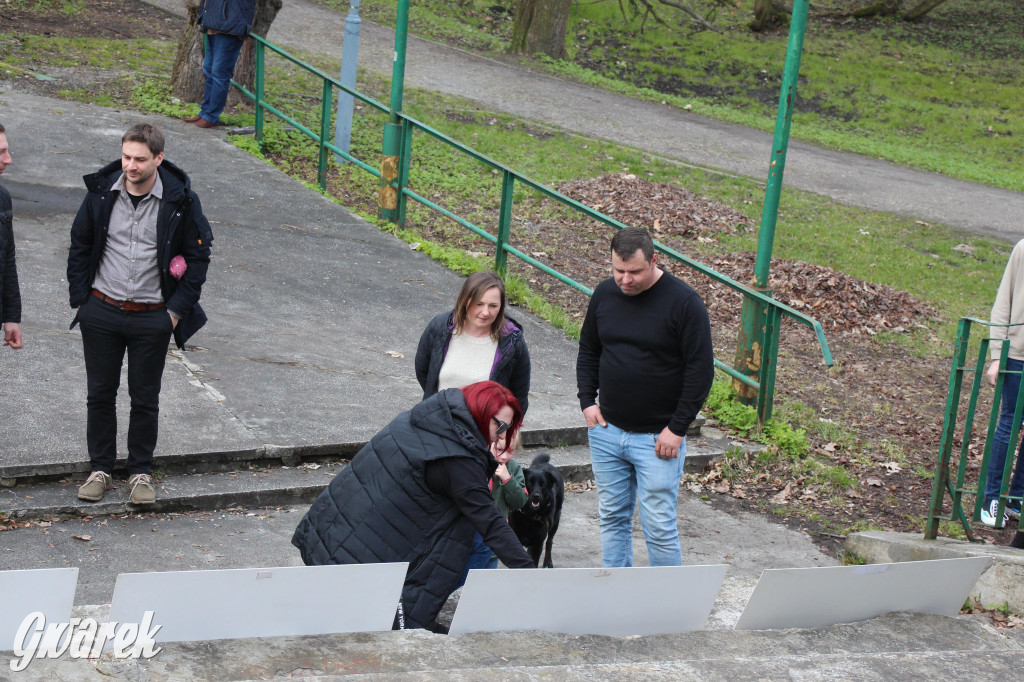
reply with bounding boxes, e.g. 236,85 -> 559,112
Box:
292,381 -> 532,633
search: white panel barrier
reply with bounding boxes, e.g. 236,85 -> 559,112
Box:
0,567 -> 78,653
450,565 -> 728,636
735,557 -> 991,631
106,563 -> 408,644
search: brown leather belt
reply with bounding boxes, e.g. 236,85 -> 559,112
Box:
92,289 -> 166,312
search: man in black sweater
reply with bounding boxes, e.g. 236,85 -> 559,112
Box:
577,227 -> 714,567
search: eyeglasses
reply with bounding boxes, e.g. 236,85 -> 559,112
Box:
492,417 -> 511,435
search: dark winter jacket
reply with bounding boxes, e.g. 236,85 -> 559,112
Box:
291,389 -> 533,630
67,159 -> 213,349
415,312 -> 531,413
198,0 -> 258,37
0,183 -> 21,325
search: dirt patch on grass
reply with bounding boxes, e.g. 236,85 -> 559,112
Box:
0,0 -> 178,41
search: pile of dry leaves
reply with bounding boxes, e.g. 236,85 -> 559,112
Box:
700,252 -> 938,335
556,173 -> 754,237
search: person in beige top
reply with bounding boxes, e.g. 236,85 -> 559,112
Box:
981,239 -> 1024,527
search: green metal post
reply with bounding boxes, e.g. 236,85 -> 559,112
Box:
495,171 -> 514,275
755,304 -> 782,424
378,0 -> 409,223
925,318 -> 971,539
733,0 -> 810,410
318,79 -> 333,190
396,118 -> 413,225
255,40 -> 265,150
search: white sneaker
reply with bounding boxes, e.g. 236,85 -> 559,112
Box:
980,499 -> 1009,528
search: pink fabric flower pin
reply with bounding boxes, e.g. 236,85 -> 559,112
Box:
169,255 -> 187,280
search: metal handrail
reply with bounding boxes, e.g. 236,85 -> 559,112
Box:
925,316 -> 1024,540
235,33 -> 834,423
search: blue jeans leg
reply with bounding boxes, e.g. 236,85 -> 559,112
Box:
630,433 -> 685,566
985,358 -> 1024,504
590,422 -> 685,567
589,422 -> 636,567
455,532 -> 494,590
200,33 -> 245,125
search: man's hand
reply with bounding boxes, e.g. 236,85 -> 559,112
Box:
988,360 -> 1001,387
655,427 -> 684,460
583,404 -> 607,429
169,313 -> 179,330
2,322 -> 22,349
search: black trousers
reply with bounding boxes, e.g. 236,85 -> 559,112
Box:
78,296 -> 173,475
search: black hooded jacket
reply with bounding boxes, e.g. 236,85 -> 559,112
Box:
0,183 -> 21,325
291,389 -> 533,630
67,159 -> 213,348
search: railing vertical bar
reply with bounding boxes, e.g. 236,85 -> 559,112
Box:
495,170 -> 514,275
974,340 -> 1007,520
255,40 -> 265,150
952,339 -> 990,526
396,117 -> 413,226
318,78 -> 333,190
756,303 -> 781,424
926,318 -> 971,539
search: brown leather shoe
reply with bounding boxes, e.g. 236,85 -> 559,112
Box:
192,118 -> 218,129
181,115 -> 202,123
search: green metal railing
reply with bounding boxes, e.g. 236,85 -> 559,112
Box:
233,34 -> 834,423
925,317 -> 1024,540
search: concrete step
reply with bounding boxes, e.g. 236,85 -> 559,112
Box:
17,611 -> 1024,680
0,415 -> 708,484
0,424 -> 737,522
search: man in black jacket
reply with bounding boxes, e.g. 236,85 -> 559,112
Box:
577,227 -> 714,567
0,123 -> 23,351
182,0 -> 258,129
68,123 -> 212,504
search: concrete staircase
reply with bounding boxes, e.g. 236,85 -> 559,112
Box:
0,417 -> 746,522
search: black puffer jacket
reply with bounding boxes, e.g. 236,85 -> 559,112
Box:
0,183 -> 21,325
415,312 -> 531,414
291,389 -> 532,630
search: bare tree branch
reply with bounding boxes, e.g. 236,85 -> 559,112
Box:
656,0 -> 721,32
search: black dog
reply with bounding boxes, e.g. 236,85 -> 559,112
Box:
510,453 -> 564,568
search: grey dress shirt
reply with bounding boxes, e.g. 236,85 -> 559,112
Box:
92,173 -> 164,305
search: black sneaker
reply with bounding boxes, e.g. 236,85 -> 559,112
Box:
1007,500 -> 1022,521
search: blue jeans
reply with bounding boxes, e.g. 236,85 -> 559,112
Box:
985,358 -> 1024,505
454,532 -> 499,590
588,421 -> 685,567
200,32 -> 246,125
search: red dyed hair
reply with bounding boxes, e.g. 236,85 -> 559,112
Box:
461,380 -> 522,448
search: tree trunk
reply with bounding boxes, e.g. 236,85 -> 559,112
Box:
226,0 -> 282,109
510,0 -> 571,59
749,0 -> 790,32
170,0 -> 204,102
170,0 -> 283,110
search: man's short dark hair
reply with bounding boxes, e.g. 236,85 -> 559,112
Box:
611,227 -> 654,262
0,123 -> 5,134
122,123 -> 165,157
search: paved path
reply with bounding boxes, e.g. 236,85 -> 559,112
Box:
0,89 -> 580,477
142,0 -> 1024,242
